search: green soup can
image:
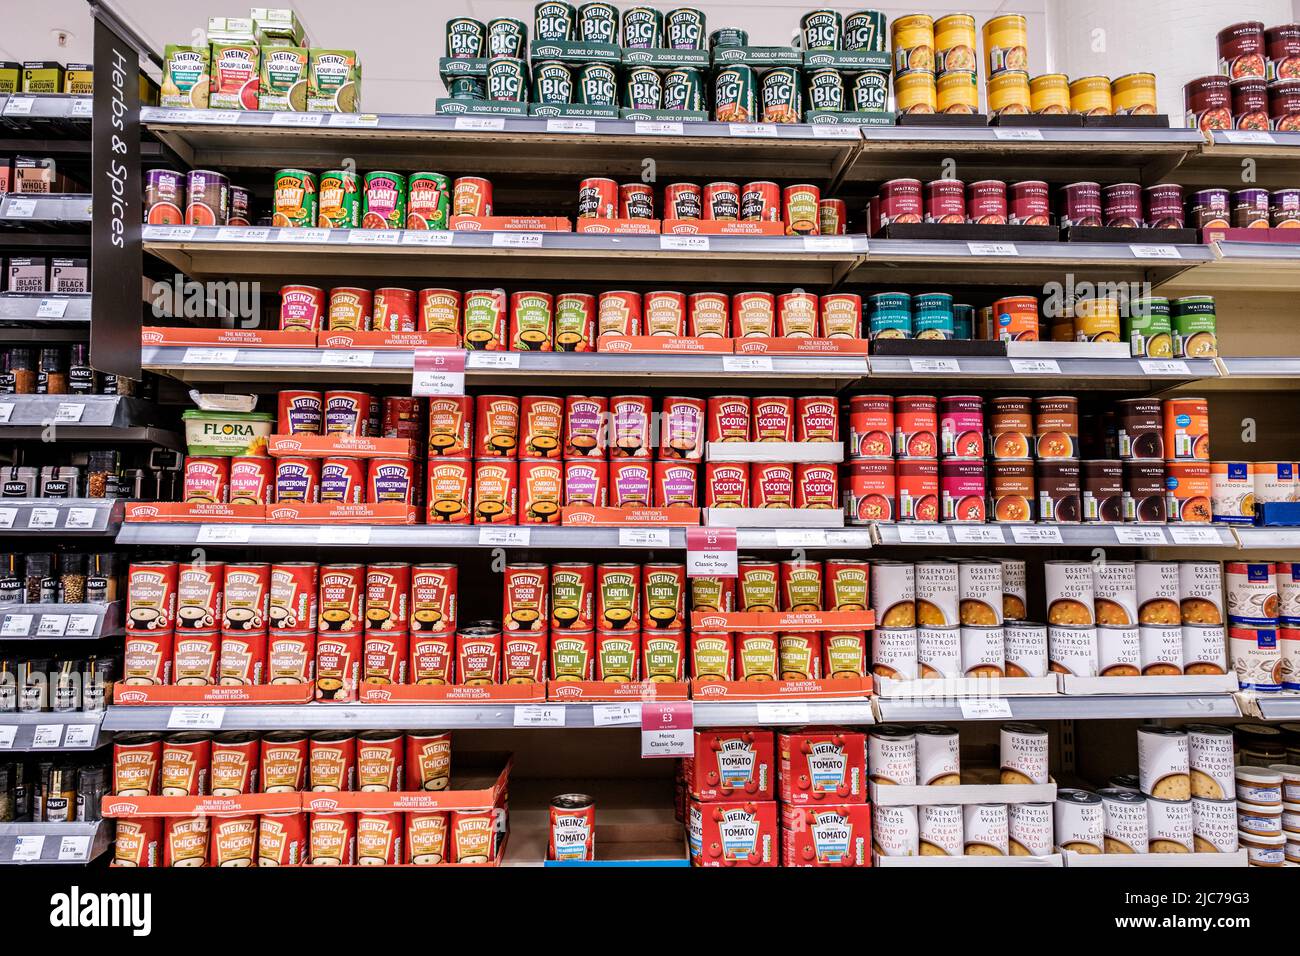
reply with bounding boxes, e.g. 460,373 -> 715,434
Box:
449,76 -> 486,99
665,8 -> 706,50
914,292 -> 955,340
850,70 -> 889,111
622,66 -> 663,109
318,169 -> 359,229
713,64 -> 756,122
868,292 -> 913,339
806,68 -> 845,112
843,10 -> 888,52
533,60 -> 574,103
407,172 -> 451,231
622,6 -> 664,48
487,18 -> 528,58
534,1 -> 576,42
1125,297 -> 1173,358
576,62 -> 617,105
709,28 -> 748,50
800,9 -> 843,50
1171,295 -> 1218,358
663,67 -> 706,111
577,2 -> 618,43
486,56 -> 529,102
760,67 -> 802,123
362,171 -> 406,230
952,303 -> 975,340
446,17 -> 486,58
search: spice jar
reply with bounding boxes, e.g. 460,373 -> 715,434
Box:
59,552 -> 87,604
24,553 -> 57,604
85,553 -> 120,603
37,348 -> 67,395
0,351 -> 14,395
0,553 -> 23,604
102,374 -> 136,397
68,344 -> 97,395
86,451 -> 118,499
9,348 -> 35,394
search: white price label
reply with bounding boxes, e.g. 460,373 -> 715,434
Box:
953,525 -> 1006,544
0,615 -> 32,636
755,702 -> 811,724
32,724 -> 64,748
466,352 -> 520,369
53,403 -> 84,423
196,524 -> 251,543
270,111 -> 324,125
168,707 -> 225,730
1140,359 -> 1191,375
619,528 -> 670,548
279,227 -> 331,243
908,357 -> 960,373
58,836 -> 91,861
959,697 -> 1014,719
546,118 -> 595,133
12,835 -> 44,862
71,98 -> 93,117
27,508 -> 58,530
722,355 -> 773,372
154,225 -> 196,241
400,230 -> 455,245
728,123 -> 778,137
35,615 -> 68,637
660,235 -> 709,251
454,116 -> 505,131
492,232 -> 544,247
0,404 -> 12,424
316,526 -> 371,545
65,615 -> 97,637
216,227 -> 269,242
967,242 -> 1018,256
634,121 -> 683,135
1130,245 -> 1181,259
0,726 -> 15,749
1011,526 -> 1064,544
1223,130 -> 1274,144
514,705 -> 565,727
193,110 -> 240,124
182,348 -> 238,364
1170,527 -> 1223,545
0,508 -> 15,529
320,350 -> 374,367
5,97 -> 35,115
1009,359 -> 1061,375
36,298 -> 69,318
811,125 -> 859,138
1115,526 -> 1167,545
328,113 -> 380,127
63,508 -> 98,530
347,229 -> 400,244
63,724 -> 97,748
897,525 -> 950,544
593,703 -> 642,726
478,527 -> 530,546
774,530 -> 828,548
993,127 -> 1044,141
411,369 -> 465,396
641,702 -> 693,758
802,235 -> 854,252
5,199 -> 37,218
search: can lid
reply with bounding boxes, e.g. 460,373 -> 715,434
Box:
551,793 -> 595,810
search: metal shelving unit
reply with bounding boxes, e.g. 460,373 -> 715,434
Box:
870,522 -> 1234,548
0,194 -> 93,225
0,711 -> 108,751
0,822 -> 110,866
0,293 -> 91,325
876,693 -> 1241,722
1253,695 -> 1300,720
0,602 -> 123,640
0,499 -> 125,537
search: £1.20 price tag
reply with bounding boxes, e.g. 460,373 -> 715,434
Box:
686,527 -> 737,577
642,701 -> 693,757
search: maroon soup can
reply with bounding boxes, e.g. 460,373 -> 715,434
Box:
1036,458 -> 1081,524
1081,459 -> 1123,524
1218,21 -> 1266,79
1102,183 -> 1143,229
1009,181 -> 1050,226
1189,188 -> 1231,229
879,179 -> 923,226
1059,182 -> 1101,228
924,179 -> 965,224
1142,184 -> 1185,229
940,459 -> 986,524
1232,77 -> 1270,129
1269,78 -> 1300,131
1184,75 -> 1232,132
1272,188 -> 1300,227
1265,24 -> 1300,82
1123,460 -> 1167,524
967,180 -> 1008,226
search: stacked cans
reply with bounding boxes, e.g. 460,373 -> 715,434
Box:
1211,461 -> 1299,524
1123,296 -> 1219,361
1184,186 -> 1300,230
1041,558 -> 1228,681
1185,21 -> 1300,130
148,168 -> 252,228
269,167 -> 473,230
865,291 -> 971,340
1224,561 -> 1300,693
278,284 -> 464,335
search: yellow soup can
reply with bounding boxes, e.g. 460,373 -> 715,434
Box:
1073,297 -> 1122,342
1029,73 -> 1070,114
987,71 -> 1031,115
983,14 -> 1028,78
937,71 -> 978,113
934,13 -> 978,74
892,14 -> 936,76
1070,75 -> 1113,116
1112,72 -> 1157,115
894,71 -> 937,113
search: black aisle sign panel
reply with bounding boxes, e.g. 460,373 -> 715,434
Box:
90,13 -> 142,379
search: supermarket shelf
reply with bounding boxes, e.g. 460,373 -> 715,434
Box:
116,523 -> 687,548
0,602 -> 123,641
867,353 -> 1219,392
141,107 -> 865,186
0,822 -> 110,866
142,345 -> 870,388
1213,356 -> 1300,390
849,239 -> 1209,287
875,693 -> 1240,722
1174,241 -> 1300,292
1252,694 -> 1300,720
0,711 -> 108,751
1183,130 -> 1300,188
142,226 -> 867,286
0,194 -> 92,225
0,499 -> 125,537
1232,527 -> 1300,550
870,523 -> 1235,549
103,699 -> 875,731
0,394 -> 170,430
851,125 -> 1203,186
0,293 -> 91,325
1,94 -> 93,124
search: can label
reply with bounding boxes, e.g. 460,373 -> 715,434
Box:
473,460 -> 517,524
427,461 -> 472,524
551,564 -> 595,630
522,396 -> 564,459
